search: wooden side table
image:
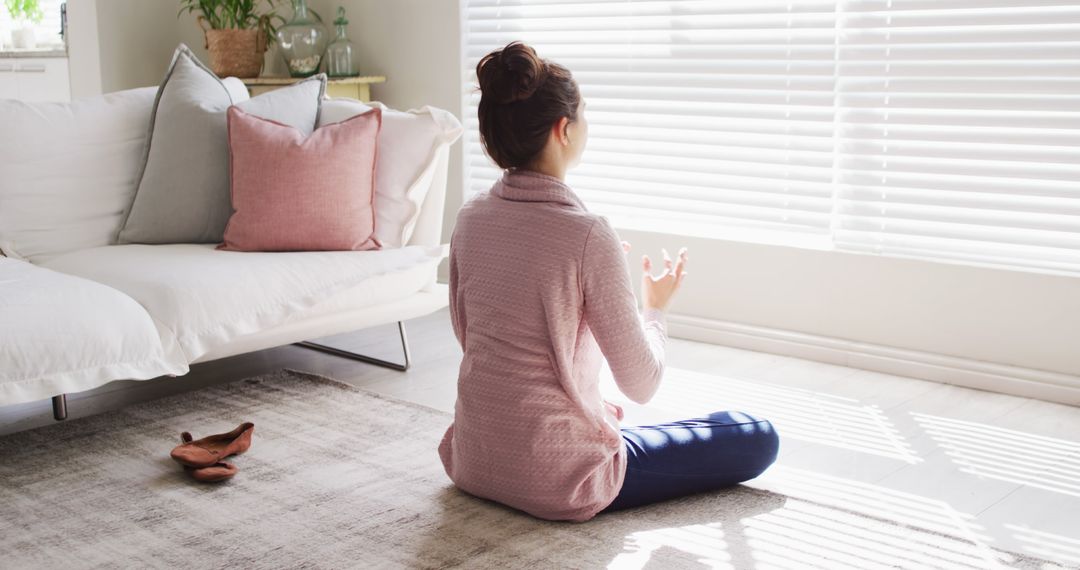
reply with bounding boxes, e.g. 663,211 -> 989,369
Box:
241,76 -> 386,101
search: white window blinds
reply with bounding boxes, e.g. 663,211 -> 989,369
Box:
833,1 -> 1080,274
463,0 -> 1080,275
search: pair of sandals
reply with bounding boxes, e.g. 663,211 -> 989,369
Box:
169,422 -> 255,482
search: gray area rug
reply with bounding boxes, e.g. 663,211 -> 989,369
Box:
0,370 -> 1062,569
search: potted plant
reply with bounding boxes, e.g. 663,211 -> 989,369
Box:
5,0 -> 44,49
178,0 -> 284,78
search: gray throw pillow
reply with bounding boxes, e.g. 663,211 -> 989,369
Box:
117,44 -> 326,244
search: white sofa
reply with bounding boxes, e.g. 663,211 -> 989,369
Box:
0,88 -> 455,420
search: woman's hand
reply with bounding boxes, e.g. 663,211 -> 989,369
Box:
639,246 -> 688,312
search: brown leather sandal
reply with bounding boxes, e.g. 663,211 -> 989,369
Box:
170,422 -> 255,469
174,432 -> 240,482
185,460 -> 238,482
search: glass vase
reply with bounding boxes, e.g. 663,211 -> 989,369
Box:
326,7 -> 359,78
276,0 -> 328,78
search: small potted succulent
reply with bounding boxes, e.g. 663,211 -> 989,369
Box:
178,0 -> 284,78
5,0 -> 44,49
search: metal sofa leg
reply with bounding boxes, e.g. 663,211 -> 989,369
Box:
52,394 -> 68,421
294,321 -> 412,371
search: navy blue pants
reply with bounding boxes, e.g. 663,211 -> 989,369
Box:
600,411 -> 780,513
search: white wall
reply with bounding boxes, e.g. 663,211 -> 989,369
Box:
94,0 -> 179,92
65,0 -> 101,98
67,0 -> 182,95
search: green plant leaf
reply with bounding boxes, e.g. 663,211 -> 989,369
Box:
176,0 -> 280,38
4,0 -> 45,24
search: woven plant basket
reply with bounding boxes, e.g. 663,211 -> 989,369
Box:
198,16 -> 268,78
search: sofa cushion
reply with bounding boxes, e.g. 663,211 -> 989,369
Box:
191,256 -> 446,364
40,243 -> 446,363
0,258 -> 188,406
318,99 -> 463,248
0,87 -> 157,263
220,106 -> 382,252
295,252 -> 443,316
117,44 -> 326,245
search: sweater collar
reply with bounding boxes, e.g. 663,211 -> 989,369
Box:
491,169 -> 587,210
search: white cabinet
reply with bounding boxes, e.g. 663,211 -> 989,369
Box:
0,57 -> 70,102
0,61 -> 18,99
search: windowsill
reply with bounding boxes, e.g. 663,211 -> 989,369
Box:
608,213 -> 1080,280
607,212 -> 835,252
0,46 -> 67,58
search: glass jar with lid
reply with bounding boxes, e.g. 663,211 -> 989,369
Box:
326,7 -> 360,78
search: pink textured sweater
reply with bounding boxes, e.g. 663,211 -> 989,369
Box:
437,169 -> 667,522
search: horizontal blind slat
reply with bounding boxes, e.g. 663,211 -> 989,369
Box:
839,186 -> 1080,215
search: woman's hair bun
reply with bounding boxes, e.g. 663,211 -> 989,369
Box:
477,41 -> 547,104
476,41 -> 580,169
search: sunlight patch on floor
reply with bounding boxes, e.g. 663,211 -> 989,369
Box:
1004,525 -> 1080,566
743,499 -> 1016,570
641,367 -> 921,463
914,413 -> 1080,498
608,523 -> 731,570
607,481 -> 1028,570
757,466 -> 992,547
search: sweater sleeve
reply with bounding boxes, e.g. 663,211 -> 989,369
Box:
581,217 -> 667,405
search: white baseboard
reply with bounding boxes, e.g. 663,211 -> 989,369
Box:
666,314 -> 1080,407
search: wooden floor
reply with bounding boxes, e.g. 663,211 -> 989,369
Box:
3,308 -> 1078,566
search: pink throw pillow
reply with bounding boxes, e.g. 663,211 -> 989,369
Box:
219,106 -> 382,252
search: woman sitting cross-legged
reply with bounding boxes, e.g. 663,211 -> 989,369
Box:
437,41 -> 780,522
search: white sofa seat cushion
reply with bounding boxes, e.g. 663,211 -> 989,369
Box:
0,258 -> 188,406
193,271 -> 448,364
39,244 -> 446,363
296,250 -> 442,316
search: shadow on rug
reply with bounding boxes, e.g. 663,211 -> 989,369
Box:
0,370 -> 1062,569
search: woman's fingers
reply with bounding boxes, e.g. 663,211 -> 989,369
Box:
621,241 -> 632,254
674,251 -> 687,282
642,249 -> 690,282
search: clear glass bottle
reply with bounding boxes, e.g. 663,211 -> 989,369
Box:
276,0 -> 328,78
326,7 -> 360,78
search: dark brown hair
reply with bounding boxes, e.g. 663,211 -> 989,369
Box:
476,41 -> 580,169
